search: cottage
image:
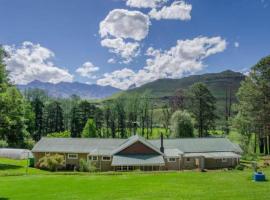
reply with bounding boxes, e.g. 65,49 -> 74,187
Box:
32,135 -> 242,171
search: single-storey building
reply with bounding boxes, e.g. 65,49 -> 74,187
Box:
32,134 -> 242,171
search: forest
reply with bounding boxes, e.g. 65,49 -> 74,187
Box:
1,47 -> 270,156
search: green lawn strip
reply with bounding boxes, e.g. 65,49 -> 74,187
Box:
0,170 -> 269,200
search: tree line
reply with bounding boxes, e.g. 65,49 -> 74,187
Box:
1,46 -> 270,155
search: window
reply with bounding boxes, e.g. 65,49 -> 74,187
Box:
222,158 -> 227,163
68,153 -> 78,159
168,158 -> 176,162
89,155 -> 98,161
102,156 -> 111,161
186,158 -> 191,162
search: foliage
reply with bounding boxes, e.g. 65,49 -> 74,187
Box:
44,101 -> 64,133
234,55 -> 270,155
47,131 -> 71,138
23,138 -> 36,149
37,154 -> 65,171
170,110 -> 194,138
78,159 -> 96,172
189,82 -> 217,137
82,118 -> 97,138
0,139 -> 8,148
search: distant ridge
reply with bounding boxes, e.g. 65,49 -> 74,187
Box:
17,80 -> 121,99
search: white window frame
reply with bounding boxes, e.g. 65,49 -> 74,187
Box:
89,155 -> 98,161
168,157 -> 177,162
67,153 -> 78,160
102,156 -> 111,161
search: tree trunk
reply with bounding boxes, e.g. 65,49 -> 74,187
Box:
254,133 -> 257,153
259,137 -> 264,154
264,136 -> 268,155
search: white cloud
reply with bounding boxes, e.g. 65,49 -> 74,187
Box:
125,0 -> 166,8
101,38 -> 140,63
76,61 -> 99,78
97,68 -> 136,90
99,9 -> 150,41
107,58 -> 116,64
149,1 -> 192,20
4,41 -> 73,85
234,42 -> 240,48
97,36 -> 226,90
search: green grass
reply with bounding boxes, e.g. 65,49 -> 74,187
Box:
0,158 -> 47,176
1,158 -> 270,200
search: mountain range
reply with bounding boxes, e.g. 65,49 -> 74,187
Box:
17,80 -> 121,99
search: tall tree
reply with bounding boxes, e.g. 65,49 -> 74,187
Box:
169,89 -> 185,112
45,101 -> 64,134
189,83 -> 217,137
0,47 -> 28,147
82,118 -> 97,138
235,55 -> 270,154
170,110 -> 194,138
70,104 -> 81,137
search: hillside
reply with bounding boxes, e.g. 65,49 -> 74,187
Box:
123,70 -> 245,126
17,80 -> 121,99
126,70 -> 244,98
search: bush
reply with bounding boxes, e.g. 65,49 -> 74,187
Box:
38,154 -> 65,171
235,164 -> 245,171
78,159 -> 96,172
0,140 -> 8,148
23,138 -> 35,149
47,131 -> 71,138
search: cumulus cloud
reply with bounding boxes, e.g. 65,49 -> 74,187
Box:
149,1 -> 192,20
97,36 -> 226,90
4,41 -> 73,85
101,38 -> 140,63
76,61 -> 99,78
125,0 -> 166,8
99,9 -> 150,41
99,9 -> 150,63
97,68 -> 136,90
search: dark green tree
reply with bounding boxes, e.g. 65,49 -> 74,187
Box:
189,82 -> 217,137
45,101 -> 64,134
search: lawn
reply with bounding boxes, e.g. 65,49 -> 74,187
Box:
0,158 -> 270,200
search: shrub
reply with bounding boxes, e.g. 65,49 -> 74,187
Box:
38,154 -> 65,171
0,140 -> 8,148
23,138 -> 35,149
47,131 -> 71,138
78,159 -> 96,172
235,164 -> 245,171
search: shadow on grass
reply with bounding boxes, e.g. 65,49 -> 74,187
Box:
0,198 -> 9,200
0,164 -> 23,171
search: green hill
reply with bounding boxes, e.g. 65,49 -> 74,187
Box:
127,70 -> 244,98
122,70 -> 245,127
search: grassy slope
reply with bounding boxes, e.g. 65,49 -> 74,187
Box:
0,158 -> 270,200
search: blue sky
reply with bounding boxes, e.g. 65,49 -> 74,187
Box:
1,0 -> 270,89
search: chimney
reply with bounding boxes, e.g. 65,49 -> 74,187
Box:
160,133 -> 164,153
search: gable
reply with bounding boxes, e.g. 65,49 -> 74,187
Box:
117,141 -> 159,155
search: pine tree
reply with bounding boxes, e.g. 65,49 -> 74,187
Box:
189,82 -> 217,137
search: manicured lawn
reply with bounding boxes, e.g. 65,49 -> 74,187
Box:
0,158 -> 270,200
0,158 -> 47,176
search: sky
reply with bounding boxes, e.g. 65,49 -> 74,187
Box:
0,0 -> 270,90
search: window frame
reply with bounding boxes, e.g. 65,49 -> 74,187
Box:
67,153 -> 78,160
89,155 -> 98,161
168,157 -> 177,162
102,156 -> 111,161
